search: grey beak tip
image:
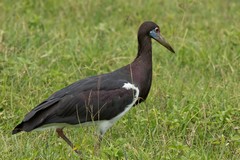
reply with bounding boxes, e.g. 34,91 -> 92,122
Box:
168,46 -> 175,54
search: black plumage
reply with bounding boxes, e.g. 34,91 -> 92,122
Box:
12,21 -> 175,154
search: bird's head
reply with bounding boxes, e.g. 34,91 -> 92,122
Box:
138,21 -> 175,53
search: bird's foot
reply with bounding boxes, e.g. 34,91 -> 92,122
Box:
73,146 -> 82,155
94,142 -> 100,156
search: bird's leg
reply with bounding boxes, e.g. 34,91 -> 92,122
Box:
56,128 -> 81,155
97,134 -> 103,148
94,133 -> 103,155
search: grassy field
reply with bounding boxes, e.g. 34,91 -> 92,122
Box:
0,0 -> 240,159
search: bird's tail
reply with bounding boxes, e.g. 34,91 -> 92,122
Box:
12,122 -> 24,134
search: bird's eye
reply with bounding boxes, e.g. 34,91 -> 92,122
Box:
155,27 -> 159,32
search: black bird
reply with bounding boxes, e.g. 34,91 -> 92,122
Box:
12,21 -> 175,154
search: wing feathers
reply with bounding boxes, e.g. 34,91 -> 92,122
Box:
13,85 -> 135,133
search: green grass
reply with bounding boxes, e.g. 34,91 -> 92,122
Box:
0,0 -> 240,159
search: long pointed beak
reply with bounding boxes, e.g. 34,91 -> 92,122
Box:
153,32 -> 175,53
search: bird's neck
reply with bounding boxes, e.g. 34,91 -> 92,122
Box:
136,35 -> 152,58
130,35 -> 153,101
134,35 -> 153,68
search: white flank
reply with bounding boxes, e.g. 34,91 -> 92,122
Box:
97,82 -> 139,135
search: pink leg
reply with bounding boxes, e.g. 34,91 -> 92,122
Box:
56,128 -> 81,155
